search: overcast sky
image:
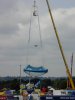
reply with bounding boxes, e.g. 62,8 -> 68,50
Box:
0,0 -> 75,77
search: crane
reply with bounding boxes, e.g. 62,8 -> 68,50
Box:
46,0 -> 75,89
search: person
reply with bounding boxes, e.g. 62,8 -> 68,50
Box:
28,94 -> 33,100
41,86 -> 48,93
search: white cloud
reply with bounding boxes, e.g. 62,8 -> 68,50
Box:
0,0 -> 75,77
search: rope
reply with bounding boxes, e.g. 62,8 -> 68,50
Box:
34,0 -> 44,66
37,9 -> 44,66
26,0 -> 44,66
26,7 -> 33,65
38,14 -> 42,47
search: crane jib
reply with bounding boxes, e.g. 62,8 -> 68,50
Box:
46,0 -> 75,89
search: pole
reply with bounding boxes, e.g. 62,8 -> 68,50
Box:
20,65 -> 21,85
19,65 -> 22,94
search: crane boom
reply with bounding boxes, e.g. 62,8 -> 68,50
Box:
46,0 -> 75,89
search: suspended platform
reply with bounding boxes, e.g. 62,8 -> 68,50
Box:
24,65 -> 48,77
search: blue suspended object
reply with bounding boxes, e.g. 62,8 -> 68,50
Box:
24,65 -> 48,77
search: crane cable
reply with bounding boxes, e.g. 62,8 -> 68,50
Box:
46,0 -> 75,89
27,0 -> 43,66
37,6 -> 44,66
26,6 -> 32,65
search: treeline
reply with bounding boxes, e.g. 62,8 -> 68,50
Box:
0,77 -> 75,90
